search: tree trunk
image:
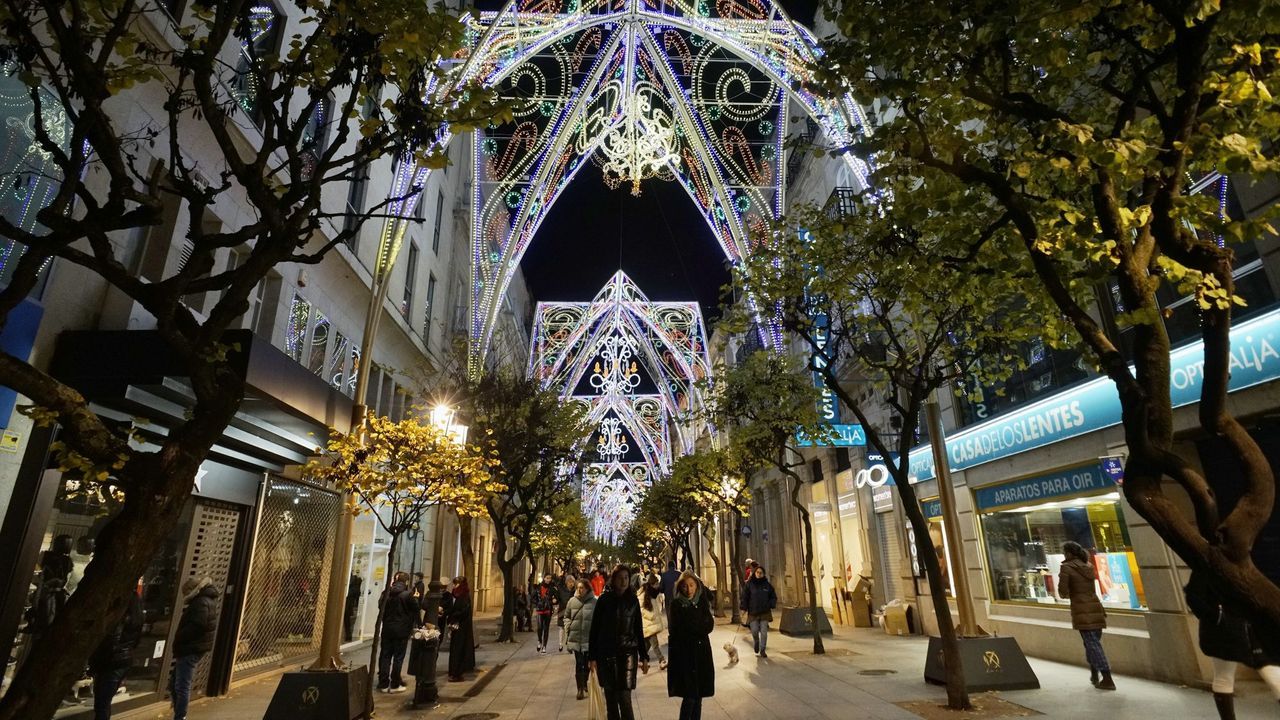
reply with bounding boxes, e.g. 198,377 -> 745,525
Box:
0,382 -> 241,720
496,556 -> 518,643
729,512 -> 744,625
781,460 -> 824,655
364,533 -> 400,717
705,523 -> 725,617
900,485 -> 970,710
458,515 -> 477,596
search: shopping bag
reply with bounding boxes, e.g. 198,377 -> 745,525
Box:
587,669 -> 606,720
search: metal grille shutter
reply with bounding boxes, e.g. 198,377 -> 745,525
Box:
876,512 -> 904,603
178,500 -> 242,698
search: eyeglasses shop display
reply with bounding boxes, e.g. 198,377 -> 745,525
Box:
5,471 -> 194,716
976,464 -> 1147,611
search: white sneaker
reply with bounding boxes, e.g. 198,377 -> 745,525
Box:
389,685 -> 408,694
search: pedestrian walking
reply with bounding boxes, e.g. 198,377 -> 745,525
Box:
89,587 -> 143,720
590,567 -> 606,597
1185,568 -> 1280,719
445,576 -> 476,681
514,585 -> 531,632
564,579 -> 597,700
557,573 -> 575,652
740,564 -> 777,657
533,573 -> 559,653
638,574 -> 668,670
1057,541 -> 1115,690
659,561 -> 680,604
171,577 -> 219,720
377,571 -> 419,693
668,571 -> 714,720
588,565 -> 649,720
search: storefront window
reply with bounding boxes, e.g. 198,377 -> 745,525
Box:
976,463 -> 1146,611
6,470 -> 192,716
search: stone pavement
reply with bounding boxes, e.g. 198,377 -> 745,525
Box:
126,614 -> 1277,720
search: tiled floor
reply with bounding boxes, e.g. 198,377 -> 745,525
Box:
127,615 -> 1277,719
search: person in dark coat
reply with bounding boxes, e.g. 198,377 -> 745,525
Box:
668,572 -> 714,720
659,562 -> 680,605
1185,568 -> 1280,719
344,573 -> 363,642
588,565 -> 649,720
171,577 -> 219,720
438,576 -> 455,644
533,574 -> 559,653
377,571 -> 419,692
89,589 -> 143,720
556,573 -> 575,652
1057,541 -> 1114,690
739,564 -> 777,657
513,586 -> 531,632
445,576 -> 476,681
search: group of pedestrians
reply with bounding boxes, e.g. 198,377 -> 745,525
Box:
375,572 -> 475,692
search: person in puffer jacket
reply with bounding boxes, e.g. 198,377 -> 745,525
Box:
1057,541 -> 1114,690
638,573 -> 668,669
740,565 -> 777,657
563,579 -> 596,699
533,574 -> 559,653
171,577 -> 219,720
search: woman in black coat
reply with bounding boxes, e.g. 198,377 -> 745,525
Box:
668,571 -> 714,720
588,565 -> 649,720
445,577 -> 476,681
1185,568 -> 1280,719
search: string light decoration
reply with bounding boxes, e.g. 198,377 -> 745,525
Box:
530,272 -> 712,540
442,0 -> 873,374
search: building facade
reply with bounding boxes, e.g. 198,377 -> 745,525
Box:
0,1 -> 527,716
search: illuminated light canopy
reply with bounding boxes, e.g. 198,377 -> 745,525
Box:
530,271 -> 712,539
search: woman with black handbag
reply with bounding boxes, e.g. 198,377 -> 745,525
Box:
445,576 -> 475,681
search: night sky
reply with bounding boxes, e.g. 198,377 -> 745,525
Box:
511,0 -> 821,321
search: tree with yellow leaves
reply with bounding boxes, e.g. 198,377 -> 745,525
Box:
306,413 -> 499,711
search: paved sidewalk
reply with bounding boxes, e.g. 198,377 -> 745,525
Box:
151,615 -> 1275,720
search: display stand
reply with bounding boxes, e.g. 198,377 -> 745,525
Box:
263,665 -> 368,720
923,636 -> 1039,692
778,606 -> 834,636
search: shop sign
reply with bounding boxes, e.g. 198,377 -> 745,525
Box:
1100,455 -> 1125,486
973,462 -> 1116,511
909,307 -> 1280,481
796,423 -> 866,447
811,310 -> 841,423
837,496 -> 858,514
872,484 -> 894,512
920,497 -> 942,519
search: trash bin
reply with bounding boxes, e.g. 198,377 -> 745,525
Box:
407,626 -> 442,707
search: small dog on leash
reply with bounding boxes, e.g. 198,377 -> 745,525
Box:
723,641 -> 739,664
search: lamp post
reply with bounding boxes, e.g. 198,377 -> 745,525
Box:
426,405 -> 467,626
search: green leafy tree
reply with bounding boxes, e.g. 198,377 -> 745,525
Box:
305,414 -> 498,713
735,204 -> 1047,707
456,369 -> 589,642
815,0 -> 1280,641
0,2 -> 505,717
670,448 -> 754,621
635,472 -> 711,571
709,351 -> 831,654
530,499 -> 589,576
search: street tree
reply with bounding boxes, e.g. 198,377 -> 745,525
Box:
0,2 -> 505,717
530,498 -> 589,577
636,471 -> 710,571
815,0 -> 1280,642
669,448 -> 755,622
708,351 -> 831,654
735,204 -> 1047,708
305,413 -> 498,713
456,369 -> 588,642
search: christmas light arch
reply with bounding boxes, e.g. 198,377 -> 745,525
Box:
368,0 -> 871,375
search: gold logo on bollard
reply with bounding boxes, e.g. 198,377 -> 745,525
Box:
982,650 -> 1001,672
302,686 -> 320,705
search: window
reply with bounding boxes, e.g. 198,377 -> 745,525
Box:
307,310 -> 330,375
299,97 -> 331,182
232,4 -> 281,123
976,463 -> 1146,611
284,293 -> 312,362
432,190 -> 444,254
327,332 -> 350,390
954,343 -> 1092,427
919,498 -> 953,597
402,243 -> 419,319
423,273 -> 437,342
342,164 -> 370,251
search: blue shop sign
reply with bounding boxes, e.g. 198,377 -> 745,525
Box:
0,298 -> 43,428
1100,455 -> 1125,486
921,497 -> 942,519
974,463 -> 1116,511
797,423 -> 866,447
909,307 -> 1280,481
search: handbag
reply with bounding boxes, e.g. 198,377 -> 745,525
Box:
587,667 -> 607,720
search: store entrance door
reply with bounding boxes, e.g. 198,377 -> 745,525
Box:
360,546 -> 389,638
